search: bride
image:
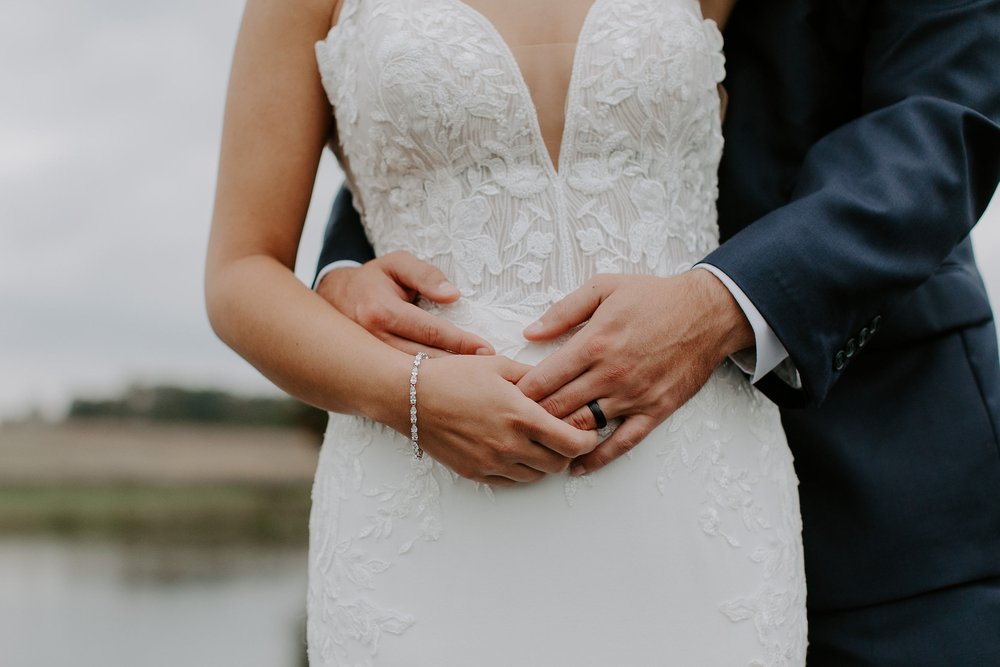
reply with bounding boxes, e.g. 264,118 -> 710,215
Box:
206,0 -> 807,664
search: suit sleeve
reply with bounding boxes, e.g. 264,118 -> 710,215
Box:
313,185 -> 376,287
704,0 -> 1000,407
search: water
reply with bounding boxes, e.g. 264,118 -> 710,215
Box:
0,539 -> 309,667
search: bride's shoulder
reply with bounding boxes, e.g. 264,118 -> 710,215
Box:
243,0 -> 343,36
231,0 -> 346,52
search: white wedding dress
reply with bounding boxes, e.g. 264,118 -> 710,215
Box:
309,0 -> 807,664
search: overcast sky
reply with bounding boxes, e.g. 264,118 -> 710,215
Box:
0,0 -> 340,419
1,0 -> 998,420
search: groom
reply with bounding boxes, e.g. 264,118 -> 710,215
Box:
312,1 -> 1000,664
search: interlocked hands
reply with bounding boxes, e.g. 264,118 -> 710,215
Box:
317,251 -> 752,483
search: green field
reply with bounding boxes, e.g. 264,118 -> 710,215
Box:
0,421 -> 320,545
0,483 -> 313,546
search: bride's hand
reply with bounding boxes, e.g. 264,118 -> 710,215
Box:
316,251 -> 495,357
395,354 -> 598,486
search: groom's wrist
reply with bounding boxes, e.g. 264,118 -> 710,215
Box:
687,268 -> 755,360
314,259 -> 363,291
694,263 -> 792,383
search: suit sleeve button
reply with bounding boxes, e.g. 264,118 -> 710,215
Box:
834,350 -> 847,370
858,327 -> 871,347
845,338 -> 858,358
870,315 -> 882,334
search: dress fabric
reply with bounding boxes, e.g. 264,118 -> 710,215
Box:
310,0 -> 807,664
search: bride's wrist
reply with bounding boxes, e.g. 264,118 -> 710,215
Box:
359,349 -> 420,434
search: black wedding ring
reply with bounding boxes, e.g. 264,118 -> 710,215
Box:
587,400 -> 608,430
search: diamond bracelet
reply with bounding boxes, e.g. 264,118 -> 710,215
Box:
409,352 -> 428,460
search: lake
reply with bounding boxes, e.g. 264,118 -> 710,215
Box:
0,539 -> 309,667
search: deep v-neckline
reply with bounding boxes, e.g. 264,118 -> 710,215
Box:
443,0 -> 608,178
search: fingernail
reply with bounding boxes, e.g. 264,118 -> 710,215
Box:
437,281 -> 459,295
524,320 -> 543,336
475,346 -> 494,355
570,464 -> 586,476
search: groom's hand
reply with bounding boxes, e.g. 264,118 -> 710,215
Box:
316,251 -> 496,357
517,270 -> 754,475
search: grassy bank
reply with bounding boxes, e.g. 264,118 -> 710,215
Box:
0,483 -> 312,546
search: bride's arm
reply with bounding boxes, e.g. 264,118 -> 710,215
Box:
206,0 -> 404,420
700,0 -> 738,30
205,0 -> 593,481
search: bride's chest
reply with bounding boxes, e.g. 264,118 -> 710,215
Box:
316,0 -> 727,294
319,0 -> 721,174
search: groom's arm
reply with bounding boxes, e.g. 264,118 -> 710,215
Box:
704,0 -> 1000,407
312,186 -> 374,288
514,0 -> 1000,474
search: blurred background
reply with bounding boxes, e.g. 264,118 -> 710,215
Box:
1,1 -> 336,665
1,1 -> 998,666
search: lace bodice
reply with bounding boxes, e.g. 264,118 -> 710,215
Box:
316,0 -> 725,310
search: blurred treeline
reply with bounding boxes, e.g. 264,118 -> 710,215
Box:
2,384 -> 326,547
67,384 -> 327,437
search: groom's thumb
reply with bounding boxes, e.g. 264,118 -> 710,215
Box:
523,278 -> 610,340
383,251 -> 460,303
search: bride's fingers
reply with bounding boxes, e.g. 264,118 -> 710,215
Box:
570,415 -> 656,476
483,475 -> 518,488
493,357 -> 537,385
521,400 -> 599,459
478,464 -> 544,485
498,463 -> 547,484
481,409 -> 575,473
516,442 -> 573,475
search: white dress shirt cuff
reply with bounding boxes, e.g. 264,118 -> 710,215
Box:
694,263 -> 791,384
314,260 -> 363,290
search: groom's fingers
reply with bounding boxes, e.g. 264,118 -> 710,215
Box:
534,368 -> 611,419
522,275 -> 616,341
516,337 -> 595,403
377,332 -> 455,358
562,397 -> 625,431
388,302 -> 496,355
570,415 -> 655,476
381,250 -> 461,303
317,257 -> 496,354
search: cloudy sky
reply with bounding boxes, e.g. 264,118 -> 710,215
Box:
0,0 -> 341,419
1,0 -> 998,420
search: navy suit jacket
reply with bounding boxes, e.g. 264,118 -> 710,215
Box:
315,0 -> 1000,647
